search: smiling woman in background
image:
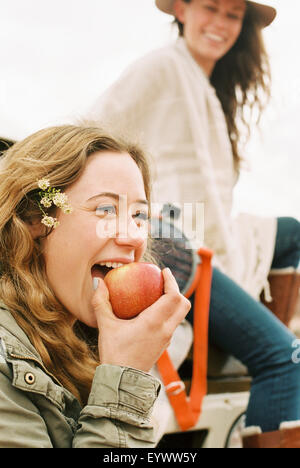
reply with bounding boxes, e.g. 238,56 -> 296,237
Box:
87,0 -> 300,447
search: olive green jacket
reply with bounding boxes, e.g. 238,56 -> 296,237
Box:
0,305 -> 161,448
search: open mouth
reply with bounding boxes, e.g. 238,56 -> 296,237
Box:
91,261 -> 125,280
203,32 -> 226,44
91,264 -> 111,279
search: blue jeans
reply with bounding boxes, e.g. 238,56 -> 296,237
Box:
271,217 -> 300,269
188,217 -> 300,432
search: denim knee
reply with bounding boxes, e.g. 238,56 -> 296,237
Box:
248,323 -> 299,378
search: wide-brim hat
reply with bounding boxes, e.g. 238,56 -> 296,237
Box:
155,0 -> 277,28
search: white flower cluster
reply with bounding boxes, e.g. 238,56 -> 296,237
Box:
37,178 -> 73,229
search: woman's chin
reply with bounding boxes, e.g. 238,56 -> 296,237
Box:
73,303 -> 99,329
82,313 -> 98,329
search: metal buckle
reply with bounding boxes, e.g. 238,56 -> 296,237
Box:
165,380 -> 185,396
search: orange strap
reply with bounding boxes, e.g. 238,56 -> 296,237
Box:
156,248 -> 213,431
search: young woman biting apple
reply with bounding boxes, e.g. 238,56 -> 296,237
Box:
0,124 -> 190,448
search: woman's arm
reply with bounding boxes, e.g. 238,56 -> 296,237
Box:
0,360 -> 160,448
72,269 -> 190,448
93,268 -> 190,373
73,365 -> 160,448
0,267 -> 190,449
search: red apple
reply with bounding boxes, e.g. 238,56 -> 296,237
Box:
104,262 -> 164,319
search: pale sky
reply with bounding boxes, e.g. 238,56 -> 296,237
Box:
0,0 -> 299,219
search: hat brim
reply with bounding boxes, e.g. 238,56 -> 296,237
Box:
155,0 -> 276,28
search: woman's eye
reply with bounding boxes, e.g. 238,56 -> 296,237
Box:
228,13 -> 241,20
96,205 -> 117,217
204,4 -> 217,12
133,211 -> 149,223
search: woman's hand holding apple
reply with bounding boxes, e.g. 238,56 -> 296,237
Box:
92,267 -> 191,373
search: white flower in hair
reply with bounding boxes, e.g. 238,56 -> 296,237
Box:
41,216 -> 60,228
37,178 -> 72,229
40,196 -> 52,208
62,205 -> 73,214
38,178 -> 51,190
53,192 -> 68,208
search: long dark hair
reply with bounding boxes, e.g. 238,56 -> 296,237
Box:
175,1 -> 271,166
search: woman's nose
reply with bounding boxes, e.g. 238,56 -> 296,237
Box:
115,216 -> 147,248
212,12 -> 230,30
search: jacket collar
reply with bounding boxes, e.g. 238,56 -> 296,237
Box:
0,302 -> 43,362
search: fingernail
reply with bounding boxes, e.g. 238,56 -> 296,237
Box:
93,277 -> 99,291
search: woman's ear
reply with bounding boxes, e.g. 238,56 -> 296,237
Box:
26,219 -> 44,239
173,0 -> 187,24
